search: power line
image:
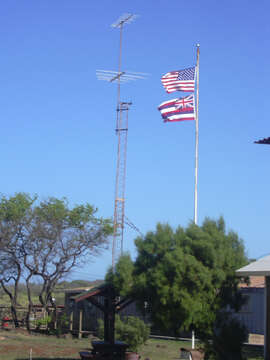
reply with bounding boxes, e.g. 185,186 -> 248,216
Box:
124,216 -> 144,237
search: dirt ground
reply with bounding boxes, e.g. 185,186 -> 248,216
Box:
0,328 -> 264,360
0,328 -> 90,359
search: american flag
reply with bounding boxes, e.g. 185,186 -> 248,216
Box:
161,67 -> 195,93
158,95 -> 195,123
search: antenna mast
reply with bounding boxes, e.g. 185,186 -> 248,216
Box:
112,14 -> 134,271
96,13 -> 146,270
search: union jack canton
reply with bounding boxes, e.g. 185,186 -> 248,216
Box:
158,95 -> 195,123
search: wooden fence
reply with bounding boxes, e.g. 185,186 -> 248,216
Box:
0,305 -> 65,330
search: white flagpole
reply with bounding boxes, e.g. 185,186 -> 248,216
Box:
191,43 -> 200,351
194,44 -> 200,225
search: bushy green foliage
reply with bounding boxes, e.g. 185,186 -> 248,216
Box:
105,253 -> 134,297
55,313 -> 70,336
98,315 -> 150,352
106,217 -> 248,357
97,318 -> 104,340
35,315 -> 52,329
204,311 -> 248,360
132,218 -> 247,336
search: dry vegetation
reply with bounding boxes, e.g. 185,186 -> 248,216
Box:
0,329 -> 264,360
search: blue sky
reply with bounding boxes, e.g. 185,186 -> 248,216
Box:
0,0 -> 269,280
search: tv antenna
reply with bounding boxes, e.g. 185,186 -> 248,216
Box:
96,13 -> 147,270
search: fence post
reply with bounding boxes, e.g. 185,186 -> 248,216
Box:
78,309 -> 83,339
54,310 -> 57,330
69,311 -> 73,332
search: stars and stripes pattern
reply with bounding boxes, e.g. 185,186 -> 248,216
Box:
161,67 -> 195,93
158,95 -> 195,123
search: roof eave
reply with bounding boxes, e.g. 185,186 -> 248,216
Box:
237,270 -> 270,277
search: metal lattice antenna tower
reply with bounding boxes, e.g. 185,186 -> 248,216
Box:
113,100 -> 131,269
96,13 -> 147,270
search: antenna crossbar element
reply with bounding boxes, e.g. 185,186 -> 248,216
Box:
110,72 -> 126,82
118,101 -> 132,112
96,70 -> 148,83
111,13 -> 138,28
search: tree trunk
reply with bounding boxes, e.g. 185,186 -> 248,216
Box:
48,293 -> 57,332
10,303 -> 19,328
25,275 -> 33,332
0,280 -> 19,328
12,267 -> 21,328
25,303 -> 33,332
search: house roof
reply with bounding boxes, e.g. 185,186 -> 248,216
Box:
254,137 -> 270,145
239,276 -> 265,288
236,255 -> 270,276
72,283 -> 107,303
64,287 -> 92,294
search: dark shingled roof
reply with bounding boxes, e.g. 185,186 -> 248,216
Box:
254,137 -> 270,145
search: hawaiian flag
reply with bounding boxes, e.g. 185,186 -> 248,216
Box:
161,67 -> 195,93
158,95 -> 195,123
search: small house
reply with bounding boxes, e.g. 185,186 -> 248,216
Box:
233,276 -> 264,335
64,285 -> 144,337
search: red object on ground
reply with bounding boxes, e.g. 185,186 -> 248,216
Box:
2,316 -> 11,329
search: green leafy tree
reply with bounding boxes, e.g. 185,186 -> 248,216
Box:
132,218 -> 247,335
105,253 -> 135,297
0,193 -> 35,327
0,193 -> 112,330
107,217 -> 248,354
23,197 -> 112,329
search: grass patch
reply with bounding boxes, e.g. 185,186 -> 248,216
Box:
140,338 -> 191,359
242,344 -> 264,360
0,330 -> 264,360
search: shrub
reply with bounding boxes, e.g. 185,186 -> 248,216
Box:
203,311 -> 248,360
98,315 -> 150,353
35,315 -> 52,330
56,313 -> 70,336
